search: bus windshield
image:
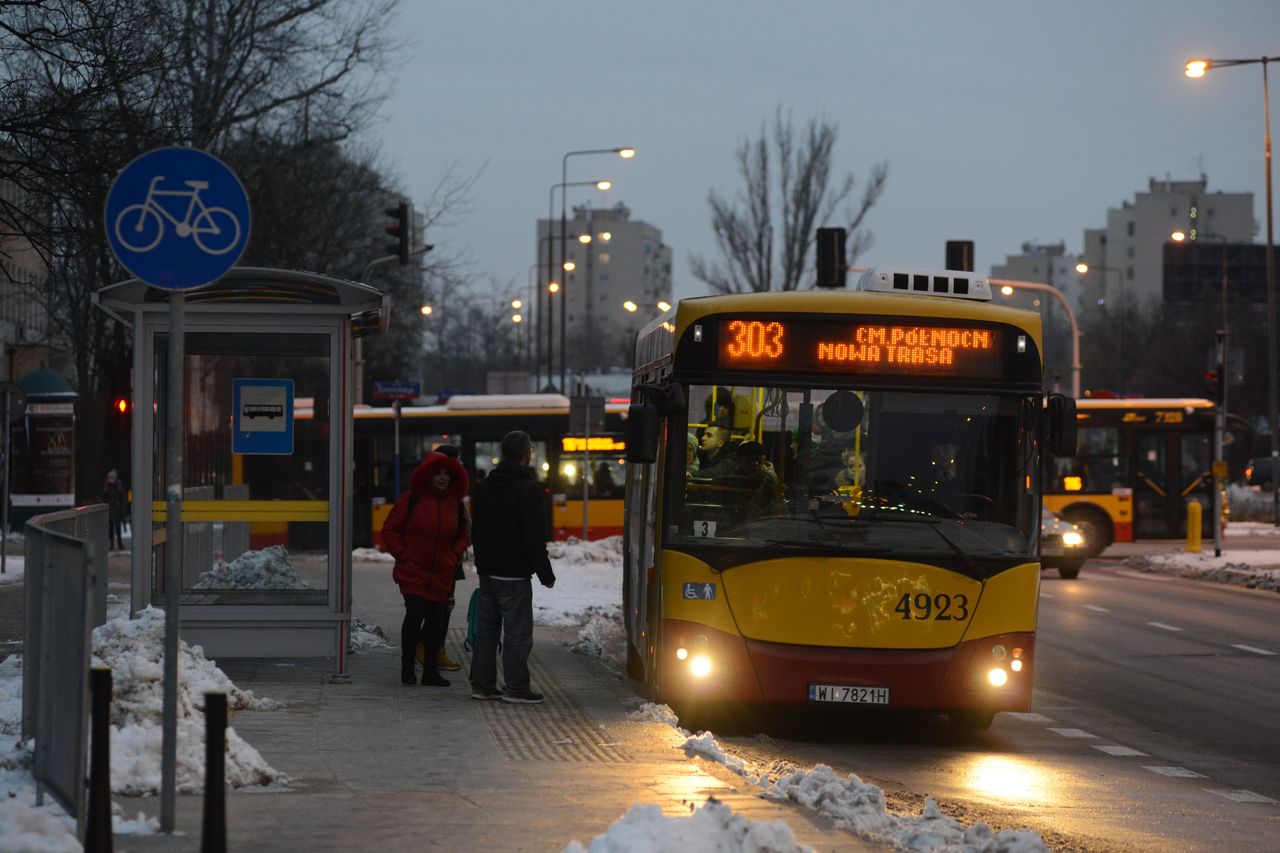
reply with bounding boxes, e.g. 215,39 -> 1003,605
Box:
670,384 -> 1039,567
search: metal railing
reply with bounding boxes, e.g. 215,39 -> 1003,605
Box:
22,503 -> 109,839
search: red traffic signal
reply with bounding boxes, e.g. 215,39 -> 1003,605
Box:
385,201 -> 410,265
113,397 -> 129,415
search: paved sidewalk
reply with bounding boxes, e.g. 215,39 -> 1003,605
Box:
117,625 -> 874,852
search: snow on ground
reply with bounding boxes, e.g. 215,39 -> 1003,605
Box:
536,537 -> 624,626
0,553 -> 23,586
350,617 -> 395,653
90,607 -> 284,794
192,545 -> 310,590
563,798 -> 809,852
1126,520 -> 1280,592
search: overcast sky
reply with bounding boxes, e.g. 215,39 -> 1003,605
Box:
375,1 -> 1279,304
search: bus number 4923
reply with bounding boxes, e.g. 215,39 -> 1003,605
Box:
894,592 -> 969,621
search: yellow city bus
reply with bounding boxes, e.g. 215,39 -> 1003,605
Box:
623,267 -> 1073,729
1043,397 -> 1242,554
347,394 -> 630,548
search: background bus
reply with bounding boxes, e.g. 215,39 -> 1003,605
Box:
624,267 -> 1071,730
350,393 -> 628,547
1043,397 -> 1250,555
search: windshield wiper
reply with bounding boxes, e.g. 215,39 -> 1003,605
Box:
812,510 -> 982,577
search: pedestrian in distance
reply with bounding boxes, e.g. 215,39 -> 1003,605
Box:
103,469 -> 128,550
383,451 -> 470,687
468,430 -> 556,704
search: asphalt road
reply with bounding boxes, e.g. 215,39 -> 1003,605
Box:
712,558 -> 1280,852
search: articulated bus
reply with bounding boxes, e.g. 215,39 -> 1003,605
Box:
348,394 -> 629,548
622,267 -> 1073,730
1043,397 -> 1247,555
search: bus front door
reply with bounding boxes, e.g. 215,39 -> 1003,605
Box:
1133,431 -> 1174,538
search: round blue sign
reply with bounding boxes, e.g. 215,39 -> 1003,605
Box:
104,146 -> 251,290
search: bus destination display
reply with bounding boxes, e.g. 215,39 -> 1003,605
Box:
717,318 -> 1005,379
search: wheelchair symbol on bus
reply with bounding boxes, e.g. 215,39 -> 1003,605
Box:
113,175 -> 242,256
682,582 -> 716,600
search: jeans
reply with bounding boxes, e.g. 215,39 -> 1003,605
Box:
469,576 -> 533,695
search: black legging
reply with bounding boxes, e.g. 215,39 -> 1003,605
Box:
401,594 -> 447,673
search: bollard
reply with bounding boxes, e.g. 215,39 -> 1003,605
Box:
86,667 -> 113,852
201,692 -> 228,853
1186,500 -> 1202,553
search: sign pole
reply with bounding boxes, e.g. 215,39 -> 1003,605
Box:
160,292 -> 184,832
1,390 -> 9,574
582,395 -> 590,541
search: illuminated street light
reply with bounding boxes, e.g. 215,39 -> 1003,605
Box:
1184,53 -> 1278,525
511,299 -> 522,309
560,146 -> 636,390
993,277 -> 1080,398
547,178 -> 614,390
657,301 -> 671,312
420,305 -> 433,316
563,260 -> 576,271
578,233 -> 592,244
623,300 -> 638,312
599,232 -> 612,242
512,313 -> 523,324
548,281 -> 560,293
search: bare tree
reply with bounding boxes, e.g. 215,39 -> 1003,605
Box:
691,107 -> 887,294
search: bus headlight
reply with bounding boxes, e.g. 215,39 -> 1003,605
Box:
689,655 -> 713,678
987,667 -> 1008,687
675,647 -> 688,661
1010,659 -> 1023,672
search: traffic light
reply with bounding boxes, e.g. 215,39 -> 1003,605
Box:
946,240 -> 974,272
1203,366 -> 1223,403
113,396 -> 129,416
385,201 -> 410,265
815,227 -> 847,288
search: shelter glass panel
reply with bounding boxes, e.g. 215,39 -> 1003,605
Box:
151,332 -> 331,605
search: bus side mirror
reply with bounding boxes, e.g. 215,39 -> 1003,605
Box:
1047,394 -> 1077,456
626,403 -> 659,463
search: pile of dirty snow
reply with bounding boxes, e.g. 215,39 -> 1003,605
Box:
91,606 -> 284,793
192,546 -> 309,590
563,798 -> 807,852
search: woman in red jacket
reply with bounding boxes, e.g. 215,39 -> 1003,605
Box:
383,451 -> 470,686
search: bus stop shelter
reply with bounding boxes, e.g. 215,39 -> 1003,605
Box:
94,268 -> 387,673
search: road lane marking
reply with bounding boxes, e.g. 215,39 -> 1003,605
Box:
1007,712 -> 1054,723
1203,788 -> 1279,804
1081,604 -> 1110,612
1093,745 -> 1148,756
1147,622 -> 1183,632
1048,727 -> 1097,739
1231,644 -> 1276,656
1039,591 -> 1056,599
1144,766 -> 1205,778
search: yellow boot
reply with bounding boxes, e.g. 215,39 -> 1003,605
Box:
437,647 -> 462,671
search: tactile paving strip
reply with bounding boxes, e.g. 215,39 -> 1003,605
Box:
445,630 -> 629,763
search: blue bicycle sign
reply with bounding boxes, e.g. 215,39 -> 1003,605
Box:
104,146 -> 251,290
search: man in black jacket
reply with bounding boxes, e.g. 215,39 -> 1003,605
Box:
468,430 -> 556,704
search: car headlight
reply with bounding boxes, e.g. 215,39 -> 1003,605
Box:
1062,531 -> 1084,547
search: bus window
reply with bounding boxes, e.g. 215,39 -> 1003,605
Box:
675,383 -> 1037,563
1053,426 -> 1125,493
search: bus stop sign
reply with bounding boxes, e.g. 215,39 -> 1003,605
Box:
104,146 -> 250,290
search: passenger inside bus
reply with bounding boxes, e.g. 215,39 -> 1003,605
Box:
698,423 -> 736,475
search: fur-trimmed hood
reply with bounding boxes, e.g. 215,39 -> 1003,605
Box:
408,451 -> 469,501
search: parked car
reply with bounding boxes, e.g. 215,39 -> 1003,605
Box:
1245,457 -> 1276,491
1040,507 -> 1087,579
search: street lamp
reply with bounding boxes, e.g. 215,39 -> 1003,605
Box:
1075,262 -> 1126,392
991,277 -> 1081,398
546,179 -> 611,391
1185,54 -> 1279,525
560,147 -> 635,391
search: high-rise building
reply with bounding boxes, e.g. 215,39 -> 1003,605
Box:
0,169 -> 57,378
536,202 -> 672,372
1078,177 -> 1253,315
